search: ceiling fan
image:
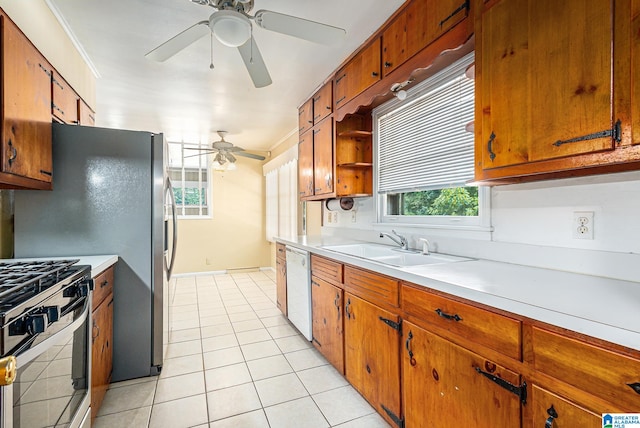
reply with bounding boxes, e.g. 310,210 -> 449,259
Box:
145,0 -> 347,88
185,131 -> 266,169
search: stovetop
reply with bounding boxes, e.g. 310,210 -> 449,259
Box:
0,259 -> 83,312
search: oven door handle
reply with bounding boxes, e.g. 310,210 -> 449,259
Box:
15,295 -> 90,367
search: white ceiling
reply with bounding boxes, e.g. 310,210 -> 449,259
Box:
49,0 -> 405,152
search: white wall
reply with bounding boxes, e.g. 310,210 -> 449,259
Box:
321,171 -> 640,281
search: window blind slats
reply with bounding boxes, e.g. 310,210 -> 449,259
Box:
377,54 -> 475,195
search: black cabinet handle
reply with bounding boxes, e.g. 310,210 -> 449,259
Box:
100,280 -> 109,288
371,71 -> 379,77
7,140 -> 17,165
435,308 -> 462,322
345,298 -> 352,319
405,330 -> 416,366
628,382 -> 640,395
384,61 -> 392,68
487,132 -> 496,161
545,405 -> 558,428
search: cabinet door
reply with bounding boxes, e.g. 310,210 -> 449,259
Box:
633,0 -> 640,145
311,276 -> 344,374
382,11 -> 407,76
313,82 -> 333,125
299,98 -> 313,135
344,293 -> 401,426
312,118 -> 334,196
402,321 -> 521,428
406,0 -> 468,59
527,385 -> 601,428
2,15 -> 53,183
276,257 -> 287,316
79,99 -> 96,126
335,39 -> 382,109
52,71 -> 79,124
91,297 -> 113,422
298,131 -> 314,198
479,0 -> 614,170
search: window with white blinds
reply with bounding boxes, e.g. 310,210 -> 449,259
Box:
374,53 -> 487,227
377,53 -> 475,194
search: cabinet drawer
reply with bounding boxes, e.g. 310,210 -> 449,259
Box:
311,255 -> 343,287
92,266 -> 114,309
344,266 -> 398,308
276,243 -> 286,260
401,284 -> 521,360
531,327 -> 640,411
528,385 -> 601,428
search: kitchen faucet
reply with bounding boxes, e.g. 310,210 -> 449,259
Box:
379,230 -> 409,251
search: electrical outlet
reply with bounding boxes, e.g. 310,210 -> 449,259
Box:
205,258 -> 211,265
572,211 -> 594,239
327,212 -> 332,223
351,211 -> 357,222
332,212 -> 338,223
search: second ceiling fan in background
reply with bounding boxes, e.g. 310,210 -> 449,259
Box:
145,0 -> 347,87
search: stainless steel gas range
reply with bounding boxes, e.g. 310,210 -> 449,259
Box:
0,259 -> 93,428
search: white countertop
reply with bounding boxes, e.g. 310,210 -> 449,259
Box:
8,255 -> 118,278
278,236 -> 640,352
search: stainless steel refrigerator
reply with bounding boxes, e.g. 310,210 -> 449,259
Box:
13,122 -> 177,382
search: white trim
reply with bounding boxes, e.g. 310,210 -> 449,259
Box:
45,0 -> 101,78
173,267 -> 274,277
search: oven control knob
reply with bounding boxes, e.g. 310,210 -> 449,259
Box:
43,306 -> 59,323
25,313 -> 47,335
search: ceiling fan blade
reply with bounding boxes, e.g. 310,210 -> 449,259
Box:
235,151 -> 266,161
253,10 -> 346,45
237,36 -> 272,88
183,147 -> 216,151
184,152 -> 214,159
145,21 -> 210,62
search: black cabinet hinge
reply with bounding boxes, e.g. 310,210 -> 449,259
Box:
312,337 -> 322,347
379,317 -> 401,333
553,119 -> 622,147
381,404 -> 404,428
440,0 -> 470,28
474,367 -> 527,404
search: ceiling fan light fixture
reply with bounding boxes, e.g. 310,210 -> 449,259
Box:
209,11 -> 251,47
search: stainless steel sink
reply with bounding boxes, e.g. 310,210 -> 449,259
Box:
321,243 -> 472,267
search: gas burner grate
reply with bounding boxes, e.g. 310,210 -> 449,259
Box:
0,259 -> 80,300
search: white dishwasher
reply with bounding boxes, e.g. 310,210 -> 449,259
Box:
285,246 -> 312,341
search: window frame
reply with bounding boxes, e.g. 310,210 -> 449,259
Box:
167,141 -> 212,219
373,53 -> 491,231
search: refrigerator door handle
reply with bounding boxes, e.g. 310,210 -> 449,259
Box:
165,177 -> 178,280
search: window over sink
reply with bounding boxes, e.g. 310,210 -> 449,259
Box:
167,141 -> 211,218
374,53 -> 490,230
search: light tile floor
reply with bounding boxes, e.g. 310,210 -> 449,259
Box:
94,271 -> 390,428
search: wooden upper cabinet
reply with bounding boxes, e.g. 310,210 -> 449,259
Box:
407,0 -> 469,58
477,0 -> 616,177
298,98 -> 313,135
1,14 -> 53,186
335,38 -> 381,109
382,11 -> 408,76
402,321 -> 522,427
52,71 -> 79,124
526,385 -> 602,428
298,130 -> 314,198
79,99 -> 96,126
312,118 -> 334,196
632,0 -> 640,146
383,0 -> 469,77
312,81 -> 333,124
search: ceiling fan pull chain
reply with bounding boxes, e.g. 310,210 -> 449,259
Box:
209,31 -> 215,69
250,25 -> 254,64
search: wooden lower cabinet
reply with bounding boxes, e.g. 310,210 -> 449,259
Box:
276,256 -> 287,316
91,266 -> 115,423
344,292 -> 401,426
526,385 -> 601,428
311,276 -> 344,374
91,296 -> 113,422
402,321 -> 522,428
